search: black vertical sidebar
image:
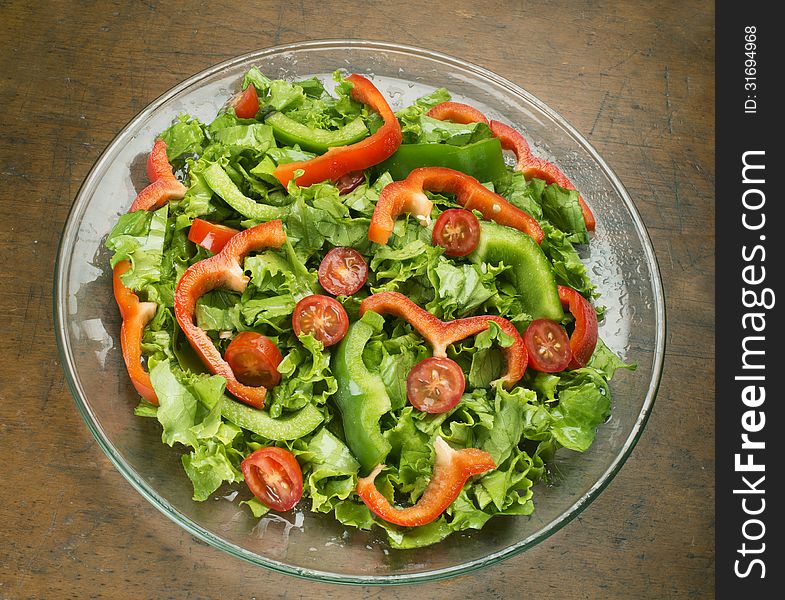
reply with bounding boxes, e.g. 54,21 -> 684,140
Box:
716,3 -> 782,598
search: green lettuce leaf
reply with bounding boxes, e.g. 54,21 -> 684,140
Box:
418,115 -> 494,146
160,114 -> 206,160
540,183 -> 589,244
242,67 -> 271,96
548,368 -> 612,452
426,259 -> 498,319
444,489 -> 494,531
497,171 -> 544,221
333,500 -> 374,530
266,79 -> 306,112
106,204 -> 168,291
481,384 -> 538,466
240,294 -> 296,331
210,123 -> 276,158
395,88 -> 452,143
466,321 -> 515,389
381,518 -> 454,550
244,243 -> 316,300
182,439 -> 243,501
540,222 -> 596,298
477,448 -> 538,514
301,428 -> 360,513
383,407 -> 432,501
150,362 -> 247,500
150,359 -> 199,448
195,290 -> 243,332
268,334 -> 336,416
375,331 -> 429,411
588,338 -> 636,379
369,235 -> 441,300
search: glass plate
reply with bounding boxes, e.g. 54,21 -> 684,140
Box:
54,40 -> 665,584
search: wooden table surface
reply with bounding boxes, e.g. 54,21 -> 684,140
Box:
0,1 -> 714,598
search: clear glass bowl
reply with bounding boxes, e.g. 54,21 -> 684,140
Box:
54,40 -> 665,584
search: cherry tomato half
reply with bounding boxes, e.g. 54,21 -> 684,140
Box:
523,319 -> 572,373
292,295 -> 349,347
230,84 -> 259,119
224,332 -> 283,388
188,218 -> 240,254
318,247 -> 369,296
432,209 -> 481,257
406,357 -> 466,414
335,170 -> 365,195
241,446 -> 303,512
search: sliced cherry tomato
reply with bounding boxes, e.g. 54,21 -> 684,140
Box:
188,218 -> 240,254
318,247 -> 369,296
335,170 -> 365,195
432,209 -> 481,257
406,357 -> 466,413
241,446 -> 303,512
224,331 -> 283,388
230,84 -> 259,119
292,295 -> 349,347
523,319 -> 572,373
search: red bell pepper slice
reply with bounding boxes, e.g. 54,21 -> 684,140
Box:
357,436 -> 495,527
187,218 -> 240,254
368,166 -> 544,245
361,290 -> 443,342
557,285 -> 599,369
489,121 -> 596,231
113,260 -> 159,405
486,119 -> 531,169
427,102 -> 596,231
115,139 -> 186,403
360,291 -> 527,388
426,101 -> 489,125
273,74 -> 402,188
129,139 -> 187,212
174,220 -> 287,408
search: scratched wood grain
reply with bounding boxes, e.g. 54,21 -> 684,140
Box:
0,1 -> 714,598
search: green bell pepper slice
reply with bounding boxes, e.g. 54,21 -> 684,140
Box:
375,137 -> 508,183
265,112 -> 369,154
470,221 -> 564,321
331,313 -> 392,474
202,162 -> 286,221
220,397 -> 323,441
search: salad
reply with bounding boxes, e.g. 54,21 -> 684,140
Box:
106,68 -> 633,549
